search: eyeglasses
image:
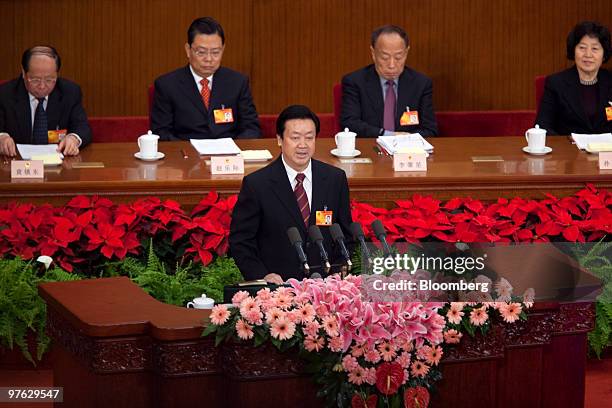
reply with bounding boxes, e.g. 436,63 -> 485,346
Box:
190,47 -> 223,59
26,77 -> 57,86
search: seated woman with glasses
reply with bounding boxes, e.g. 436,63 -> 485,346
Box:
0,45 -> 91,157
535,21 -> 612,135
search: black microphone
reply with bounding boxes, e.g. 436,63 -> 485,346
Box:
371,219 -> 392,257
309,272 -> 323,280
350,222 -> 371,264
287,227 -> 310,272
330,223 -> 352,267
308,225 -> 331,273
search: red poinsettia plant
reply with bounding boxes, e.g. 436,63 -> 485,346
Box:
352,184 -> 612,244
0,186 -> 609,274
0,191 -> 235,273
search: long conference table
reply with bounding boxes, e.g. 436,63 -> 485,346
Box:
1,136 -> 611,208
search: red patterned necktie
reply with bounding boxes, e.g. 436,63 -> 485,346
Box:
200,78 -> 210,110
294,173 -> 310,228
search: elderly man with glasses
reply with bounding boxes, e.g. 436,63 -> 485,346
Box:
0,45 -> 91,156
151,17 -> 260,140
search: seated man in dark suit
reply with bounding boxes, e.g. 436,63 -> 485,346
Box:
341,25 -> 438,137
0,45 -> 91,156
151,17 -> 260,141
229,105 -> 353,283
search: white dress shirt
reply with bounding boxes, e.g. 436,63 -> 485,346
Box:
189,65 -> 213,93
281,155 -> 312,209
27,93 -> 82,146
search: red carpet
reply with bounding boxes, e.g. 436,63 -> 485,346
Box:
0,357 -> 610,407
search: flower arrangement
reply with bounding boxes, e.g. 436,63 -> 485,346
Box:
0,191 -> 234,274
0,186 -> 609,275
204,273 -> 532,407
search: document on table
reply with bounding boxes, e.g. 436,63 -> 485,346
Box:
570,133 -> 612,150
16,144 -> 64,160
190,138 -> 241,155
376,134 -> 434,154
239,149 -> 273,162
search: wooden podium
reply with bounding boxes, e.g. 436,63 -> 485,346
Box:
39,277 -> 594,408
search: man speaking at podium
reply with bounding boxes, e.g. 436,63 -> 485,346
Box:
229,105 -> 352,283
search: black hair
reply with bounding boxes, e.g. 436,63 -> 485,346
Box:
21,45 -> 61,72
187,17 -> 225,45
276,105 -> 320,138
371,25 -> 409,48
566,21 -> 611,63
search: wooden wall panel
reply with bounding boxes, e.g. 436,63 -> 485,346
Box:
1,0 -> 610,116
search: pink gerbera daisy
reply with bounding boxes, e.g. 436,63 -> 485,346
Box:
410,361 -> 430,378
322,315 -> 339,337
377,341 -> 397,362
231,291 -> 250,306
296,303 -> 316,324
209,305 -> 230,326
328,335 -> 344,352
270,317 -> 296,340
347,366 -> 366,385
469,307 -> 489,326
443,329 -> 462,344
303,335 -> 325,352
364,349 -> 382,364
446,307 -> 464,325
265,307 -> 286,325
424,345 -> 443,366
351,343 -> 365,358
235,319 -> 254,340
499,302 -> 523,323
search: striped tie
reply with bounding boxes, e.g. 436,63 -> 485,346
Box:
200,78 -> 210,110
32,97 -> 48,144
294,173 -> 310,228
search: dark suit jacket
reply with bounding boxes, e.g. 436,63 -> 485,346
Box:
535,67 -> 612,135
151,65 -> 260,141
0,77 -> 91,145
229,157 -> 353,281
340,64 -> 438,137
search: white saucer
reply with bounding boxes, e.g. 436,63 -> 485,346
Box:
134,152 -> 165,161
331,148 -> 361,158
522,146 -> 552,156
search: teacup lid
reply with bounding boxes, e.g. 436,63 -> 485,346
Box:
141,130 -> 159,139
337,127 -> 356,137
193,293 -> 214,305
528,124 -> 546,133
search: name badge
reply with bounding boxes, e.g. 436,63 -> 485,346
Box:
47,129 -> 67,144
393,151 -> 427,172
600,152 -> 612,170
605,106 -> 612,122
213,107 -> 234,124
316,210 -> 333,226
11,160 -> 44,179
210,155 -> 244,174
400,109 -> 419,126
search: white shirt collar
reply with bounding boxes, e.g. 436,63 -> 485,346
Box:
189,65 -> 213,88
28,93 -> 48,103
281,154 -> 312,184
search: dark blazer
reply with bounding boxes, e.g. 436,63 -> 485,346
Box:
535,67 -> 612,135
229,157 -> 353,281
341,64 -> 438,137
0,77 -> 91,146
151,65 -> 260,141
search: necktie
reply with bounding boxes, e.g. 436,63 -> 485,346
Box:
32,97 -> 48,144
294,173 -> 310,228
383,80 -> 396,132
200,78 -> 210,110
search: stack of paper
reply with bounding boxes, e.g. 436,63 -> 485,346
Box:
17,144 -> 64,161
190,138 -> 241,155
571,133 -> 612,150
376,134 -> 434,154
239,150 -> 273,162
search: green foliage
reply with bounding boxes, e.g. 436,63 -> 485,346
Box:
572,241 -> 612,357
105,247 -> 243,306
0,258 -> 79,365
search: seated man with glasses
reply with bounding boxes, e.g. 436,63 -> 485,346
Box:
151,17 -> 260,140
0,45 -> 91,156
340,25 -> 438,137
